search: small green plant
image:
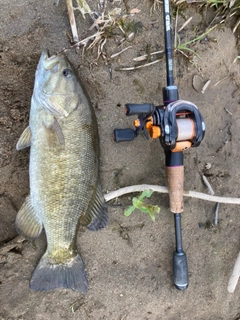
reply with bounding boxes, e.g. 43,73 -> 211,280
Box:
124,190 -> 160,221
206,0 -> 228,8
175,25 -> 217,60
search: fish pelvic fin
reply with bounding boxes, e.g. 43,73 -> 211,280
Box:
80,178 -> 108,231
16,126 -> 32,150
15,196 -> 42,239
30,253 -> 88,293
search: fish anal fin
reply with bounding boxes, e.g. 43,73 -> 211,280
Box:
15,196 -> 42,239
16,126 -> 31,150
80,179 -> 108,231
30,254 -> 88,293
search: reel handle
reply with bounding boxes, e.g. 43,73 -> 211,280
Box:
113,128 -> 136,143
124,103 -> 155,116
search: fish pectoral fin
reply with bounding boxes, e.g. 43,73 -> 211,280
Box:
79,178 -> 108,231
15,196 -> 42,239
16,126 -> 32,150
43,117 -> 65,148
48,96 -> 69,117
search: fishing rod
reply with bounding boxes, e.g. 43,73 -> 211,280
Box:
113,0 -> 205,290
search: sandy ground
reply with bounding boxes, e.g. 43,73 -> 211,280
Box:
1,0 -> 240,319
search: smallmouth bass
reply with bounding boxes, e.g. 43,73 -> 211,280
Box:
15,50 -> 108,292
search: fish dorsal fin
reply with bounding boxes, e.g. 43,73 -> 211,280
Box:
16,126 -> 32,150
79,178 -> 108,231
15,196 -> 43,239
42,116 -> 65,148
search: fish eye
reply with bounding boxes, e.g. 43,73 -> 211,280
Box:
62,69 -> 72,77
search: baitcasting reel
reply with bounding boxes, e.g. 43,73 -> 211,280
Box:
113,100 -> 205,152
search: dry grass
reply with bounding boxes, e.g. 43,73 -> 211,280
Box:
172,0 -> 240,60
62,0 -> 144,63
62,0 -> 239,65
173,0 -> 240,29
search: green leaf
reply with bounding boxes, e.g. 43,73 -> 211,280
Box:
133,198 -> 160,218
132,198 -> 151,213
123,190 -> 160,221
124,205 -> 135,217
76,0 -> 92,18
138,189 -> 153,201
132,197 -> 145,210
148,209 -> 155,221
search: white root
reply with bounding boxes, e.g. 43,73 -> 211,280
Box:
104,184 -> 240,204
228,252 -> 240,293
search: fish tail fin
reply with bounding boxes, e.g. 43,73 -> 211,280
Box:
30,253 -> 88,293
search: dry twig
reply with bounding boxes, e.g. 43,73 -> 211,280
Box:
66,0 -> 79,43
133,50 -> 164,62
115,59 -> 162,71
201,174 -> 214,195
110,46 -> 133,58
214,202 -> 220,226
0,236 -> 26,255
201,80 -> 211,94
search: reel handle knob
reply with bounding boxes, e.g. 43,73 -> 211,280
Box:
124,103 -> 155,116
113,128 -> 136,143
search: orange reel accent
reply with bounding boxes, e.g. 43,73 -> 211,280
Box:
145,116 -> 153,130
149,126 -> 161,138
172,141 -> 192,152
133,119 -> 141,127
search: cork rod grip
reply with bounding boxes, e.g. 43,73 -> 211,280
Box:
166,166 -> 184,213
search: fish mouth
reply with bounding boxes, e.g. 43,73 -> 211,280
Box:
36,50 -> 70,118
39,49 -> 60,71
40,49 -> 49,61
